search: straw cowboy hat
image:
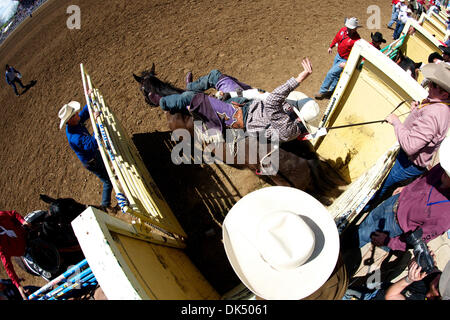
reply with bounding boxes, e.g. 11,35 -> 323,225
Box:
344,17 -> 362,29
222,186 -> 340,300
440,136 -> 450,177
421,62 -> 450,93
58,101 -> 81,129
287,91 -> 320,133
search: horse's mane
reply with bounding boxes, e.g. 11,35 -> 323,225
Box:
140,70 -> 184,96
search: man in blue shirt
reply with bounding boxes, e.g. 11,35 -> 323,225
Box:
58,101 -> 113,211
5,65 -> 25,96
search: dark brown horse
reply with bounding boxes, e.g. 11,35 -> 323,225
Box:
133,65 -> 347,202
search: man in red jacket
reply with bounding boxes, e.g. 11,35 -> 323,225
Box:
315,17 -> 361,100
0,210 -> 32,300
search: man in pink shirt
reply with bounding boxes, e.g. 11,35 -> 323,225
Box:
358,135 -> 450,251
315,17 -> 361,100
0,210 -> 31,300
365,62 -> 450,211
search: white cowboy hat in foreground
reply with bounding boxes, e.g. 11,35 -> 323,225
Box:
58,101 -> 81,129
223,186 -> 340,300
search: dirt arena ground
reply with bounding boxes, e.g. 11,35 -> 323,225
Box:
0,0 -> 394,296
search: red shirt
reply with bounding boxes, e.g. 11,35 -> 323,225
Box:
0,211 -> 27,288
330,27 -> 361,60
392,0 -> 400,4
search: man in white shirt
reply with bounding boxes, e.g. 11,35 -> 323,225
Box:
393,6 -> 411,39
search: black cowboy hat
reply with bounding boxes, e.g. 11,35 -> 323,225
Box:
439,45 -> 450,56
371,32 -> 386,43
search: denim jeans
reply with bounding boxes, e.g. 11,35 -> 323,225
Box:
358,193 -> 404,249
342,288 -> 381,300
388,6 -> 398,28
319,53 -> 347,94
160,69 -> 249,114
393,22 -> 405,40
9,78 -> 25,95
85,152 -> 113,207
187,69 -> 222,92
364,149 -> 425,211
159,91 -> 196,113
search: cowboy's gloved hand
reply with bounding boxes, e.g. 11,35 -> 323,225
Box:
371,231 -> 390,247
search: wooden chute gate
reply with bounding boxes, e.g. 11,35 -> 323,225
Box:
80,64 -> 187,248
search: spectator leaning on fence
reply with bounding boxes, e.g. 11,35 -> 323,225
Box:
364,62 -> 450,211
58,101 -> 116,213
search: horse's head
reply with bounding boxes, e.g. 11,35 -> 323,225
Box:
133,63 -> 184,107
395,51 -> 422,80
39,194 -> 87,225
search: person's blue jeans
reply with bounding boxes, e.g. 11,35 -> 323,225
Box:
388,6 -> 398,28
393,22 -> 405,40
342,288 -> 381,300
160,70 -> 247,113
159,91 -> 196,113
319,53 -> 347,94
363,149 -> 425,211
85,152 -> 113,207
187,69 -> 222,93
358,193 -> 404,249
9,78 -> 25,95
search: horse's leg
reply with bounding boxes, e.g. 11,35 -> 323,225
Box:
222,136 -> 312,190
165,112 -> 194,135
269,148 -> 311,191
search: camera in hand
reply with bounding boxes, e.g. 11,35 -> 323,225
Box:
405,227 -> 435,274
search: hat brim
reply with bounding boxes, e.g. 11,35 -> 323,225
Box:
286,91 -> 319,134
223,186 -> 340,300
59,101 -> 81,129
422,63 -> 450,93
345,22 -> 362,29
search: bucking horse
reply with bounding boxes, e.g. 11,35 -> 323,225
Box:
133,64 -> 347,203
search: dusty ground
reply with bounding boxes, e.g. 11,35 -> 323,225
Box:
0,0 -> 394,296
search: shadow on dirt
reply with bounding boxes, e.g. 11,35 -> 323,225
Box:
132,131 -> 243,295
